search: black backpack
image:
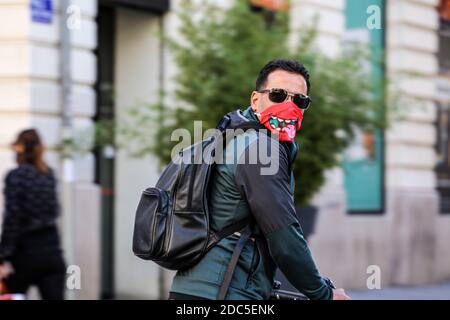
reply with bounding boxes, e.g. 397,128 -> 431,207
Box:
132,111 -> 266,293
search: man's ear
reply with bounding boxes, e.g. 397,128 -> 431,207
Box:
250,91 -> 259,112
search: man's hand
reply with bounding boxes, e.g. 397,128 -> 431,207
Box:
332,288 -> 352,300
0,262 -> 13,280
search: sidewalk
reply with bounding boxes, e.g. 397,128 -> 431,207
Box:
347,281 -> 450,300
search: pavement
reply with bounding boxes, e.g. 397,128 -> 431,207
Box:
347,281 -> 450,300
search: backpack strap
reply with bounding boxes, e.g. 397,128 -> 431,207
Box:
212,114 -> 271,299
217,225 -> 252,300
206,218 -> 252,300
206,218 -> 250,251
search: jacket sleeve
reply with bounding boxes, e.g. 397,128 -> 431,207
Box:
0,171 -> 25,264
234,136 -> 332,300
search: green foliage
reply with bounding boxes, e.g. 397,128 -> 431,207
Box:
155,0 -> 290,163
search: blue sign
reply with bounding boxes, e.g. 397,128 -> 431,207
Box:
31,0 -> 53,24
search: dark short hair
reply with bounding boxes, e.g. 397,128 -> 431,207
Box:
255,59 -> 310,94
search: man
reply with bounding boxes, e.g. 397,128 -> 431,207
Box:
169,59 -> 351,300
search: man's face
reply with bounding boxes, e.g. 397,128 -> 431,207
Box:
251,69 -> 308,118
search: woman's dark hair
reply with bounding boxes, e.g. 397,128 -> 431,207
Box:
255,59 -> 311,94
12,129 -> 49,175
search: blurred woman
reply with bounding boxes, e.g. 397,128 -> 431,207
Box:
0,129 -> 66,300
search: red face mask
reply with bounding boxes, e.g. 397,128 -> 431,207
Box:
256,101 -> 303,142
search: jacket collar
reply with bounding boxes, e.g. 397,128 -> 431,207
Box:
242,106 -> 259,122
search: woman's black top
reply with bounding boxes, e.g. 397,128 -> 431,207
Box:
0,164 -> 61,264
